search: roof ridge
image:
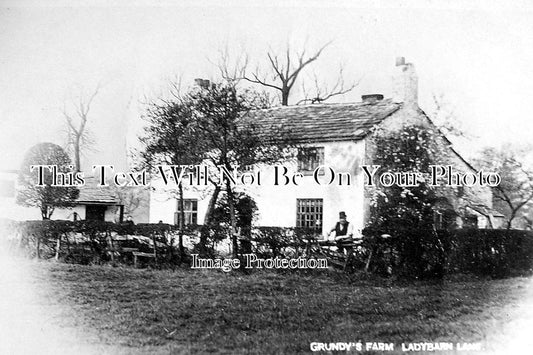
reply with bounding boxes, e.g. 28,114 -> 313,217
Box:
248,99 -> 402,144
253,98 -> 396,112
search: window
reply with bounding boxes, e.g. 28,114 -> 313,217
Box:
240,164 -> 255,173
175,199 -> 198,226
297,147 -> 324,173
296,198 -> 323,232
463,215 -> 478,229
86,205 -> 106,221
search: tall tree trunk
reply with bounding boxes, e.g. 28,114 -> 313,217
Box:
507,209 -> 517,230
281,88 -> 289,106
55,234 -> 61,261
199,184 -> 221,256
152,233 -> 158,265
107,231 -> 115,264
225,180 -> 238,257
36,235 -> 41,259
74,136 -> 81,172
65,232 -> 71,253
178,183 -> 185,258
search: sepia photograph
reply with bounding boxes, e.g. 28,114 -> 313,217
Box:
1,0 -> 533,354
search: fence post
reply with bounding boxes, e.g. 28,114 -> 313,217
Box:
107,232 -> 115,263
55,234 -> 61,261
36,234 -> 40,259
152,233 -> 158,265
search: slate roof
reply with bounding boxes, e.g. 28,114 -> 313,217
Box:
76,176 -> 119,205
247,98 -> 401,143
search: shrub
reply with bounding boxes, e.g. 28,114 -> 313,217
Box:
363,227 -> 533,279
250,226 -> 319,258
7,220 -> 182,265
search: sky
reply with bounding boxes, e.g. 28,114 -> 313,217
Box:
1,0 -> 533,172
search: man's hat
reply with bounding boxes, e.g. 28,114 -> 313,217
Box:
339,211 -> 347,219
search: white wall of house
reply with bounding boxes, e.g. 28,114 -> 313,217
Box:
149,179 -> 212,225
50,205 -> 84,221
59,205 -> 119,222
149,182 -> 181,224
149,140 -> 368,237
250,140 -> 366,235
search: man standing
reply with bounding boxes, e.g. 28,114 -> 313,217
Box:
327,211 -> 354,253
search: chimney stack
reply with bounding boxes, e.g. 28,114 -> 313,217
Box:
194,78 -> 211,89
392,57 -> 418,110
395,57 -> 405,66
362,94 -> 384,103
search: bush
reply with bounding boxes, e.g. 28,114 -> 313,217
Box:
250,227 -> 319,258
6,220 -> 183,265
362,227 -> 533,279
447,229 -> 533,277
8,219 -> 533,278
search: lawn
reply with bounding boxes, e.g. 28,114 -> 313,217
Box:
19,261 -> 533,354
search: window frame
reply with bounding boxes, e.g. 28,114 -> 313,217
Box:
297,146 -> 325,175
175,198 -> 198,226
296,198 -> 323,233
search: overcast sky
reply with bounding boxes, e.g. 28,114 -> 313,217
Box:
1,0 -> 533,171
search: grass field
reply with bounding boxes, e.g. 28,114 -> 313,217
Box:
11,261 -> 533,354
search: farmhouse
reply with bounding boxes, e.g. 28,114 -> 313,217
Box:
71,176 -> 124,222
0,172 -> 124,222
149,57 -> 504,234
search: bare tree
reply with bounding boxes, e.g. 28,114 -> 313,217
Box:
62,85 -> 100,171
113,185 -> 147,221
243,42 -> 330,106
476,145 -> 533,229
213,41 -> 358,106
216,46 -> 248,86
297,66 -> 359,105
430,93 -> 471,139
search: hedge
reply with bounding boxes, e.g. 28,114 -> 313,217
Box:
3,219 -> 533,278
1,219 -> 195,265
362,227 -> 533,279
250,226 -> 320,257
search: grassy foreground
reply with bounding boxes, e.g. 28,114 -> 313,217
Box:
27,262 -> 532,354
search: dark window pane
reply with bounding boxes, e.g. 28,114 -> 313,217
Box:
296,198 -> 323,233
297,147 -> 325,172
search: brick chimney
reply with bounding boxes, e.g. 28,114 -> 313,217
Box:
362,94 -> 384,103
194,78 -> 211,89
392,57 -> 418,110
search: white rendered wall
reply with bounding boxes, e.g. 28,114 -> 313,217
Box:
149,140 -> 367,237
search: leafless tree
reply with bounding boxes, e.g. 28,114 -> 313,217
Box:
62,85 -> 100,171
430,93 -> 471,139
476,145 -> 533,229
297,66 -> 359,105
216,46 -> 248,86
113,186 -> 147,221
244,42 -> 332,105
216,41 -> 356,106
